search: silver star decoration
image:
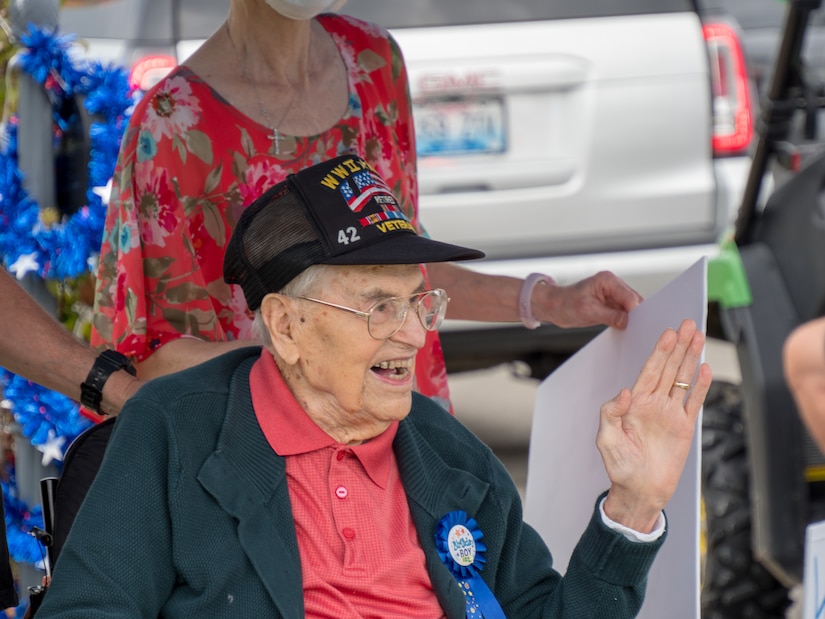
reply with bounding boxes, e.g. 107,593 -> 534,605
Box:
92,178 -> 113,205
38,430 -> 66,466
8,252 -> 40,279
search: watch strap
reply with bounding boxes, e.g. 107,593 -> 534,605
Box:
80,349 -> 137,414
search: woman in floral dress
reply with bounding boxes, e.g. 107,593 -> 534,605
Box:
91,0 -> 641,413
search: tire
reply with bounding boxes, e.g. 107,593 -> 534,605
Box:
701,381 -> 791,618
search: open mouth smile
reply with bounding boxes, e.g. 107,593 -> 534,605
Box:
371,358 -> 415,381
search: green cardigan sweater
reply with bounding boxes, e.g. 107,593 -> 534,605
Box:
39,347 -> 664,618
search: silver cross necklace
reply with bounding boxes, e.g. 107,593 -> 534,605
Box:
225,23 -> 296,155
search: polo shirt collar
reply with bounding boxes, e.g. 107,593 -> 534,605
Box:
250,351 -> 398,488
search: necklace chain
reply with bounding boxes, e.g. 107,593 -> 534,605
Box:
225,23 -> 295,155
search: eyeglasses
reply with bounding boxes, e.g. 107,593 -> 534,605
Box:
298,289 -> 449,340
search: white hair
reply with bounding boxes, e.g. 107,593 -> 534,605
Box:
253,264 -> 332,349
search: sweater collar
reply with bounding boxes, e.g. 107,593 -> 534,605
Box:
198,349 -> 486,619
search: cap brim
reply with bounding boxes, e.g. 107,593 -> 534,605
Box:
321,233 -> 485,266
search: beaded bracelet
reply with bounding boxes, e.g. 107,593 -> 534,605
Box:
519,273 -> 555,329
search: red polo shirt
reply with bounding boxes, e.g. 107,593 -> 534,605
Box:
250,352 -> 445,618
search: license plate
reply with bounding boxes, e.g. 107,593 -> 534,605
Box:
414,97 -> 507,157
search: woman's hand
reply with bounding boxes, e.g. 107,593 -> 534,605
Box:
596,319 -> 712,532
532,271 -> 643,330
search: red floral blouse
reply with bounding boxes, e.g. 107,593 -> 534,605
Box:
91,14 -> 452,409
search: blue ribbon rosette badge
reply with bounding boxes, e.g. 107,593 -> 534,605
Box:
435,511 -> 506,619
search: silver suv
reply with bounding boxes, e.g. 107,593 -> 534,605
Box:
59,0 -> 752,377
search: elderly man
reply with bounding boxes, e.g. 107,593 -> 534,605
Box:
38,155 -> 711,618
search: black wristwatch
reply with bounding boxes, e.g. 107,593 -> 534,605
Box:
80,349 -> 137,414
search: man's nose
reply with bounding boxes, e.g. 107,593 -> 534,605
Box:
391,308 -> 427,349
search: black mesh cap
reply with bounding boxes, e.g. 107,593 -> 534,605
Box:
224,155 -> 485,310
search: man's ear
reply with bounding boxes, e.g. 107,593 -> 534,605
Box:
260,294 -> 301,365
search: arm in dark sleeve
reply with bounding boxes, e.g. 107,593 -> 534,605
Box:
489,462 -> 665,618
37,399 -> 177,617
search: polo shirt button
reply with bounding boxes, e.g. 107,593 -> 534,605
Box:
336,451 -> 346,461
342,528 -> 356,539
335,486 -> 348,499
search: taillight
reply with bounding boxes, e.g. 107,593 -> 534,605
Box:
704,22 -> 753,156
129,55 -> 177,92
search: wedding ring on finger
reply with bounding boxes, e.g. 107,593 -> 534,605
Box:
673,381 -> 691,391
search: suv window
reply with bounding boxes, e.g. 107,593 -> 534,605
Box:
61,0 -> 173,40
61,0 -> 698,40
343,0 -> 695,27
177,0 -> 228,39
722,0 -> 785,28
708,0 -> 825,29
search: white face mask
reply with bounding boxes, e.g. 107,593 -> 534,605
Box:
263,0 -> 347,20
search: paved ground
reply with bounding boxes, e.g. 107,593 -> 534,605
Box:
449,361 -> 534,495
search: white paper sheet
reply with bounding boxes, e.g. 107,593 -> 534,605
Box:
524,257 -> 707,619
804,520 -> 825,619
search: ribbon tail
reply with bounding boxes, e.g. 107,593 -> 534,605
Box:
467,575 -> 507,619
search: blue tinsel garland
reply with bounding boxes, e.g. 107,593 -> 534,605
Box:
1,477 -> 44,569
0,26 -> 134,280
0,25 -> 135,568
